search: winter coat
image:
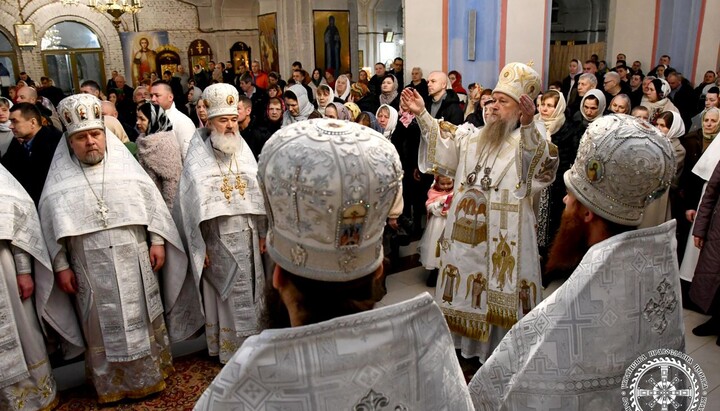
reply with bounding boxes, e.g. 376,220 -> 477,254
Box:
136,130 -> 183,211
690,159 -> 720,312
424,89 -> 464,125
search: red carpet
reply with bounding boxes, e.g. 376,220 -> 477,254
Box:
55,353 -> 222,410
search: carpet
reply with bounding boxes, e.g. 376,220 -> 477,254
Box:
55,353 -> 222,410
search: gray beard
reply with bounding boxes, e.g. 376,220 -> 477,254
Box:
79,151 -> 105,166
481,117 -> 516,152
210,130 -> 242,155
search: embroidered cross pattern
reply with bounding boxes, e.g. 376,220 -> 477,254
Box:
490,189 -> 519,230
642,278 -> 678,335
276,166 -> 332,233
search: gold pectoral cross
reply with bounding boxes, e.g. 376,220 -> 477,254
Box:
235,176 -> 247,197
220,176 -> 234,202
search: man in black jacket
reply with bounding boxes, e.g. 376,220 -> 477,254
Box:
425,71 -> 463,125
667,71 -> 699,130
1,103 -> 61,206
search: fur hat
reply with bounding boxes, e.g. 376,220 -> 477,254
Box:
202,83 -> 239,119
57,94 -> 104,136
564,114 -> 676,226
493,62 -> 542,103
258,119 -> 403,281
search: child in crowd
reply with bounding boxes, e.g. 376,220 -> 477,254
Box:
419,175 -> 454,286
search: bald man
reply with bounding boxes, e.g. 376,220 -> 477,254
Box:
15,86 -> 62,131
100,101 -> 130,143
425,71 -> 463,125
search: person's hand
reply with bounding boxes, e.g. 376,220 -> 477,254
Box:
55,269 -> 78,294
413,169 -> 422,182
16,274 -> 34,300
518,94 -> 536,126
401,88 -> 425,115
149,244 -> 166,272
203,253 -> 210,269
388,218 -> 399,230
686,210 -> 696,223
259,237 -> 267,254
694,236 -> 704,249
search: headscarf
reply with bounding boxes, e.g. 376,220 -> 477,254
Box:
642,78 -> 674,123
448,70 -> 467,95
357,111 -> 382,133
138,102 -> 173,135
691,107 -> 720,180
350,83 -> 370,101
580,89 -> 606,123
282,84 -> 315,126
317,84 -> 335,115
330,102 -> 351,121
664,111 -> 686,141
534,91 -> 566,136
376,104 -> 399,139
0,97 -> 13,132
379,74 -> 399,106
334,74 -> 351,101
188,86 -> 202,105
344,102 -> 361,121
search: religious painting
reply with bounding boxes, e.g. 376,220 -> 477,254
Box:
14,24 -> 36,47
313,10 -> 350,75
586,159 -> 604,182
337,203 -> 367,247
156,46 -> 181,76
257,13 -> 279,74
120,31 -> 169,87
451,188 -> 488,246
188,39 -> 213,72
230,42 -> 251,75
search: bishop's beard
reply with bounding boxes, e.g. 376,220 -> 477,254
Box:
481,116 -> 516,152
545,206 -> 589,275
210,129 -> 242,155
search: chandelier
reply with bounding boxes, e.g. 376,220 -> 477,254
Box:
61,1 -> 143,30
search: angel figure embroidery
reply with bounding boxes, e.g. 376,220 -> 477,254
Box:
466,272 -> 488,309
491,232 -> 516,291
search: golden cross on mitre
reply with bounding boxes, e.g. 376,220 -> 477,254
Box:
526,60 -> 535,67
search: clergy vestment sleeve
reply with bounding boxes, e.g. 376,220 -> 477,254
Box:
514,122 -> 559,199
416,109 -> 465,177
11,245 -> 32,275
388,185 -> 404,219
52,242 -> 70,272
256,215 -> 268,238
148,232 -> 165,246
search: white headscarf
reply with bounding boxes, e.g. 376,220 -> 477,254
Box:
580,89 -> 606,123
334,74 -> 351,101
282,84 -> 315,126
664,111 -> 686,141
534,91 -> 566,136
376,104 -> 398,139
0,97 -> 13,132
692,107 -> 720,181
317,84 -> 335,116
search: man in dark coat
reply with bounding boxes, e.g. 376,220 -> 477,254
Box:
1,103 -> 61,206
237,96 -> 269,160
238,73 -> 268,124
667,72 -> 699,130
368,62 -> 387,96
38,77 -> 65,107
424,71 -> 463,126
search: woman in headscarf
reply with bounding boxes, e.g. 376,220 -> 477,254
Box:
679,107 -> 720,309
0,97 -> 13,158
378,74 -> 400,110
640,111 -> 686,229
642,78 -> 679,124
448,70 -> 468,110
334,74 -> 351,102
282,84 -> 320,126
324,102 -> 351,121
355,111 -> 382,133
308,68 -> 328,100
135,102 -> 182,210
267,84 -> 283,100
344,102 -> 361,121
532,90 -> 580,276
316,84 -> 337,116
576,89 -> 606,126
376,104 -> 398,139
348,82 -> 379,114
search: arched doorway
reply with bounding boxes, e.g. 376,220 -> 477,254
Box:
41,21 -> 105,96
0,31 -> 19,97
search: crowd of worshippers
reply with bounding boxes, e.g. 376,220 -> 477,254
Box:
0,51 -> 718,410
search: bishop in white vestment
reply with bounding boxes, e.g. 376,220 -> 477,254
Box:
174,84 -> 267,363
401,63 -> 559,359
39,95 -> 204,404
0,164 -> 83,411
196,119 -> 473,410
469,115 -> 684,410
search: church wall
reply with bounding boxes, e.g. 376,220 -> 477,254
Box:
403,0 -> 444,76
692,0 -> 720,84
606,0 -> 655,73
504,0 -> 550,87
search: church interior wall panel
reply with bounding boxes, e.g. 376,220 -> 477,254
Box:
692,0 -> 720,84
654,0 -> 703,77
606,0 -> 655,72
504,0 -> 546,86
403,0 -> 444,76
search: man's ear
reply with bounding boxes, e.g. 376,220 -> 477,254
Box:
272,264 -> 285,290
580,203 -> 596,224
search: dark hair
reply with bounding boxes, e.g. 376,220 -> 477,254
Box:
632,72 -> 645,81
237,95 -> 252,110
239,72 -> 253,84
708,87 -> 720,95
375,62 -> 385,67
650,79 -> 666,99
584,60 -> 598,69
657,111 -> 674,128
80,80 -> 101,92
151,80 -> 173,95
284,90 -> 298,101
292,61 -> 302,68
268,71 -> 280,80
10,102 -> 42,124
163,70 -> 172,76
40,76 -> 50,82
275,265 -> 385,326
550,80 -> 563,89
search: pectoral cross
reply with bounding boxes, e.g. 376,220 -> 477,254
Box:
235,176 -> 247,197
220,176 -> 233,202
97,199 -> 109,227
480,167 -> 492,191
